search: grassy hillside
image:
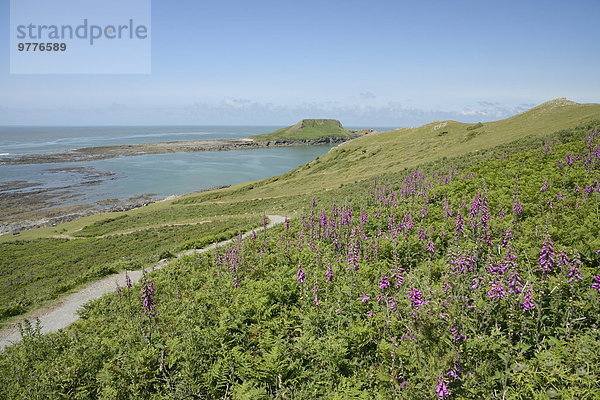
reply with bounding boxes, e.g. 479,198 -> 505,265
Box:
1,99 -> 599,322
0,216 -> 262,321
1,118 -> 598,398
246,98 -> 600,195
174,98 -> 600,203
250,119 -> 355,142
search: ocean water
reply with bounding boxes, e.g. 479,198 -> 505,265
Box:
0,126 -> 335,211
0,126 -> 280,155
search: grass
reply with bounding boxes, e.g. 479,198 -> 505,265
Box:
0,215 -> 261,324
1,98 -> 599,325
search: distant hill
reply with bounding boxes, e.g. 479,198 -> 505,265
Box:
240,97 -> 600,198
251,119 -> 356,142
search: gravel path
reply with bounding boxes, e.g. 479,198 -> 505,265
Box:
0,215 -> 287,350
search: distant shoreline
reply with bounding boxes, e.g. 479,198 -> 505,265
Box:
0,136 -> 354,165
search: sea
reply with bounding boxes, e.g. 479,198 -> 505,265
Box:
0,126 -> 345,214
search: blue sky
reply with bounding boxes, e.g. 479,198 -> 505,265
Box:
1,0 -> 599,126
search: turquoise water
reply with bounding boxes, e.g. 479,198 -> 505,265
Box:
0,126 -> 335,208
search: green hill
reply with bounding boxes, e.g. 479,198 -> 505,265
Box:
250,118 -> 356,142
221,98 -> 600,200
1,98 -> 599,398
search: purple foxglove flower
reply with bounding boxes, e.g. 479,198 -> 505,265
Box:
360,211 -> 368,225
379,276 -> 391,290
565,154 -> 574,166
454,213 -> 465,239
537,236 -> 556,275
435,378 -> 450,399
567,265 -> 583,283
296,266 -> 306,283
450,327 -> 466,342
407,288 -> 426,309
442,282 -> 452,293
447,369 -> 459,380
427,238 -> 435,254
319,212 -> 328,228
507,270 -> 524,294
487,281 -> 507,299
469,192 -> 486,227
498,207 -> 506,219
520,289 -> 535,311
442,198 -> 453,218
391,267 -> 405,288
346,236 -> 360,271
471,276 -> 483,290
141,280 -> 156,317
501,230 -> 513,248
125,272 -> 132,288
340,206 -> 353,226
325,266 -> 334,282
513,197 -> 523,215
402,213 -> 414,231
592,275 -> 600,292
448,254 -> 476,273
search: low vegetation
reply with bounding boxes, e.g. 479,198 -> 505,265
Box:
0,216 -> 260,322
0,100 -> 599,398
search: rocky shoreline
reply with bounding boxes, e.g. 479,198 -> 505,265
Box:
0,134 -> 358,234
0,195 -> 155,236
0,136 -> 355,165
0,187 -> 233,236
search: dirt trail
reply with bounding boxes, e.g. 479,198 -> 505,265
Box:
0,215 -> 287,350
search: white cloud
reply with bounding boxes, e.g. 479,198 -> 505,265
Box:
0,99 -> 537,126
359,91 -> 376,100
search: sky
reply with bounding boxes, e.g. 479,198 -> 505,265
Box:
0,0 -> 599,126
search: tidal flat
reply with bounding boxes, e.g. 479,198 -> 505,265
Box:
0,136 -> 347,165
0,144 -> 337,234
